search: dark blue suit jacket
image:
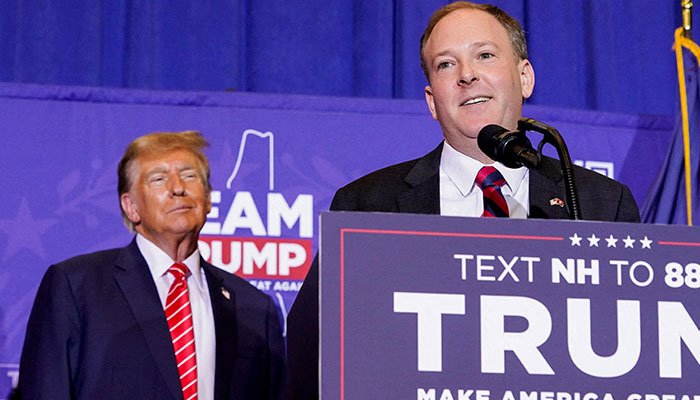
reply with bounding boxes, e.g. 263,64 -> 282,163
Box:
18,239 -> 285,400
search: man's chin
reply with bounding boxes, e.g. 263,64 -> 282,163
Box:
164,221 -> 204,237
444,130 -> 479,146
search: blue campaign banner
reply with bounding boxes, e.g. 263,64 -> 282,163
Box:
320,212 -> 700,399
0,82 -> 673,396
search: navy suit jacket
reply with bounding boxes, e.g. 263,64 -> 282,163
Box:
18,239 -> 285,400
286,142 -> 640,399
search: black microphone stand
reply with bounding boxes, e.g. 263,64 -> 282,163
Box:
518,118 -> 582,220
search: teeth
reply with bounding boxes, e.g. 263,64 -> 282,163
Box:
463,97 -> 490,106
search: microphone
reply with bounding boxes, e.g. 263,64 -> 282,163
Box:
477,124 -> 540,169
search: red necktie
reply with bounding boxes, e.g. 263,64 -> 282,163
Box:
476,166 -> 509,218
166,263 -> 198,400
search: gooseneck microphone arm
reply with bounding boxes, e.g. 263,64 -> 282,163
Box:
518,118 -> 582,220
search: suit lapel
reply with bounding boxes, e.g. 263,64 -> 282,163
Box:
398,143 -> 442,214
203,263 -> 238,400
113,240 -> 182,400
528,157 -> 571,219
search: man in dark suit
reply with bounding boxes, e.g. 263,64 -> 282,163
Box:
286,2 -> 640,399
18,131 -> 285,399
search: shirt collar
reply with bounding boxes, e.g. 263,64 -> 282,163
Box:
440,140 -> 527,196
135,233 -> 205,291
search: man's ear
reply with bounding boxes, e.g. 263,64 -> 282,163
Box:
120,193 -> 141,224
206,191 -> 212,214
519,59 -> 535,99
425,86 -> 439,120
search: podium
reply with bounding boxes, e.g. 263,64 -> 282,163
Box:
319,211 -> 700,399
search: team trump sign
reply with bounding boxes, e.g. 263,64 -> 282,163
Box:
320,212 -> 700,400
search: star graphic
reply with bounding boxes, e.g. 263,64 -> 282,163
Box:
569,233 -> 582,246
622,235 -> 636,249
587,234 -> 600,247
0,198 -> 58,262
605,234 -> 618,248
640,236 -> 653,249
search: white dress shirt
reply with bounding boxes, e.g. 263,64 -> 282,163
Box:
439,140 -> 529,218
136,234 -> 215,400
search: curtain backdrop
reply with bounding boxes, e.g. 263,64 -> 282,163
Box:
0,0 -> 693,116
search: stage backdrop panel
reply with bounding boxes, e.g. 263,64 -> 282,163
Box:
0,82 -> 672,396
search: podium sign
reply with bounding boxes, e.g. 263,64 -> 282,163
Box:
320,212 -> 700,400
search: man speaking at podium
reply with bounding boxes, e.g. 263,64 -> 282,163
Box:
287,2 -> 640,399
18,131 -> 285,399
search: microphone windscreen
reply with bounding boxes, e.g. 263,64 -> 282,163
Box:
477,124 -> 508,159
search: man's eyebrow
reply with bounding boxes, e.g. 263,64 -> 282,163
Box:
432,49 -> 455,60
145,166 -> 167,176
471,40 -> 498,49
178,164 -> 197,172
430,41 -> 501,60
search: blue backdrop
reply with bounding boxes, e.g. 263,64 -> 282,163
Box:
0,0 -> 694,116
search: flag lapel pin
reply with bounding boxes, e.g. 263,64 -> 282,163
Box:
549,198 -> 565,207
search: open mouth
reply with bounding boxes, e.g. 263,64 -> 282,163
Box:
461,96 -> 491,106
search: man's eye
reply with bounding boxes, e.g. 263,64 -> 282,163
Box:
182,171 -> 198,180
479,52 -> 494,60
437,61 -> 452,70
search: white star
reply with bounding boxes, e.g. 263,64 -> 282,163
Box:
640,236 -> 653,249
622,235 -> 635,248
587,234 -> 600,247
605,234 -> 618,248
570,233 -> 582,246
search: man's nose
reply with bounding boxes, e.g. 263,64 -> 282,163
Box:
170,174 -> 186,196
458,62 -> 478,86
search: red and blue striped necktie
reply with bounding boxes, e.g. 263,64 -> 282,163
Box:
476,166 -> 509,218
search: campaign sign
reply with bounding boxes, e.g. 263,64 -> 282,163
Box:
320,212 -> 700,400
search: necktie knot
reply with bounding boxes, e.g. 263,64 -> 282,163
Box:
476,166 -> 509,218
476,166 -> 506,190
168,262 -> 189,281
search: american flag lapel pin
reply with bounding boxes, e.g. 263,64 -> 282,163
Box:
221,287 -> 231,300
549,198 -> 565,207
